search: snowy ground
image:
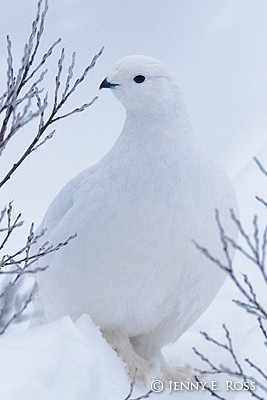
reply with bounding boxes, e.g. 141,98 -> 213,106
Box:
0,153 -> 266,400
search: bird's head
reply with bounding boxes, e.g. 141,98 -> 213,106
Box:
99,55 -> 184,118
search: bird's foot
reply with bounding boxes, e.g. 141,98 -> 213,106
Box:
125,351 -> 152,385
161,356 -> 197,383
101,329 -> 151,384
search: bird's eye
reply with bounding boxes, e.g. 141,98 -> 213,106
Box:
133,75 -> 145,83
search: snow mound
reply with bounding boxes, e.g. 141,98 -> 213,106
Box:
0,314 -> 129,400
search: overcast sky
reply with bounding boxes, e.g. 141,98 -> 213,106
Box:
1,0 -> 267,245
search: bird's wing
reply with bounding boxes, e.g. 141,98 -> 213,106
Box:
40,165 -> 97,234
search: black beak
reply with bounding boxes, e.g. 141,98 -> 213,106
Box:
99,78 -> 119,90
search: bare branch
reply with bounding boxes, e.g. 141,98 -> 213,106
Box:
0,0 -> 104,336
0,0 -> 103,187
61,52 -> 76,101
51,97 -> 98,123
192,158 -> 267,400
254,157 -> 267,178
53,48 -> 65,112
31,129 -> 55,152
0,203 -> 23,251
195,377 -> 226,400
0,282 -> 37,335
256,195 -> 267,209
58,46 -> 104,107
193,208 -> 267,320
0,43 -> 103,188
258,318 -> 267,346
123,370 -> 153,400
24,38 -> 61,84
194,326 -> 267,398
245,358 -> 267,383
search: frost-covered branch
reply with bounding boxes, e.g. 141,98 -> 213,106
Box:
0,0 -> 103,333
192,158 -> 267,399
0,203 -> 23,251
0,211 -> 76,275
193,326 -> 267,400
0,0 -> 104,188
193,209 -> 267,320
123,370 -> 153,400
0,203 -> 76,333
0,281 -> 38,335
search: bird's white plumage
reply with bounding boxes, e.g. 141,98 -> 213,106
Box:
36,55 -> 238,381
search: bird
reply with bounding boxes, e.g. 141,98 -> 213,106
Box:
35,55 -> 238,383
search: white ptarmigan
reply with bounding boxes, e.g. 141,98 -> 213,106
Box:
36,55 -> 238,382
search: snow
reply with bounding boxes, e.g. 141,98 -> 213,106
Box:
0,279 -> 264,400
0,314 -> 129,400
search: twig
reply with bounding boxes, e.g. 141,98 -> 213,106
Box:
195,376 -> 226,400
124,370 -> 153,400
0,0 -> 104,187
192,158 -> 267,399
